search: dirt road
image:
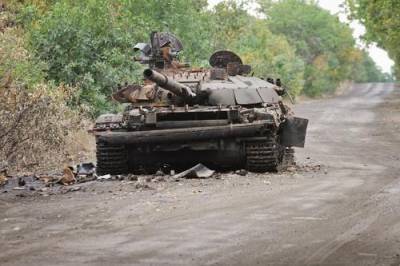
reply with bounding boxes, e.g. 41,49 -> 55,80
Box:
1,83 -> 399,266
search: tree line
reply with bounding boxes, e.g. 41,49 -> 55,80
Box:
2,0 -> 392,115
347,0 -> 399,79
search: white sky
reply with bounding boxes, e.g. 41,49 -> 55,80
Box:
208,0 -> 394,73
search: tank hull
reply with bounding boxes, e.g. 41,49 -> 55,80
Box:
95,121 -> 290,174
126,138 -> 246,172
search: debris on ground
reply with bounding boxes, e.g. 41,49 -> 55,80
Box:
61,186 -> 81,193
38,175 -> 56,185
0,161 -> 8,175
155,170 -> 164,176
173,163 -> 215,179
75,162 -> 97,183
153,176 -> 166,182
77,163 -> 95,176
135,179 -> 151,190
298,164 -> 322,172
97,174 -> 112,180
115,175 -> 125,181
76,174 -> 97,183
17,177 -> 26,187
0,174 -> 8,186
0,163 -> 9,187
0,159 -> 309,199
235,169 -> 248,176
127,174 -> 138,181
61,167 -> 76,185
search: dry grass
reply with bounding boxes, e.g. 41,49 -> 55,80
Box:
0,83 -> 95,175
0,7 -> 95,175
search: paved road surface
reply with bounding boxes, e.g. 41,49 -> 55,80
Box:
1,83 -> 399,266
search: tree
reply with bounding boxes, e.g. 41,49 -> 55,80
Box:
347,0 -> 400,79
353,50 -> 390,83
259,0 -> 364,96
23,0 -> 213,114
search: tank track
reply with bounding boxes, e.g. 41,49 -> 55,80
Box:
96,140 -> 128,175
245,136 -> 280,172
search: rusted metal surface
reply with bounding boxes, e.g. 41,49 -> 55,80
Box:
143,69 -> 195,99
92,31 -> 309,175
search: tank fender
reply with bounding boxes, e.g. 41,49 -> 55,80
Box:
280,116 -> 308,147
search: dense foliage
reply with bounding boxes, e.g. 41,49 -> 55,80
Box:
0,25 -> 85,171
347,0 -> 400,79
258,0 -> 388,96
3,0 -> 390,116
352,51 -> 392,83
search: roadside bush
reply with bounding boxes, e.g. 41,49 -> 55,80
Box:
0,27 -> 90,173
0,84 -> 86,173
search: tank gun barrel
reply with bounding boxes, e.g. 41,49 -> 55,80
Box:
143,69 -> 196,99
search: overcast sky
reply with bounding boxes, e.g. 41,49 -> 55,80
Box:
208,0 -> 394,73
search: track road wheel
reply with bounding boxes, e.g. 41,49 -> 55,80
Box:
96,140 -> 128,175
245,136 -> 280,172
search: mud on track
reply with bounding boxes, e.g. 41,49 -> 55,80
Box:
1,83 -> 400,266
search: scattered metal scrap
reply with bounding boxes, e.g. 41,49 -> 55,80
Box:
76,162 -> 95,175
0,175 -> 7,186
173,163 -> 215,179
61,167 -> 76,185
0,157 -> 322,198
75,163 -> 97,183
1,161 -> 218,197
0,163 -> 8,186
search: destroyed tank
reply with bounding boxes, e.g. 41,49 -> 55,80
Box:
92,32 -> 308,175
